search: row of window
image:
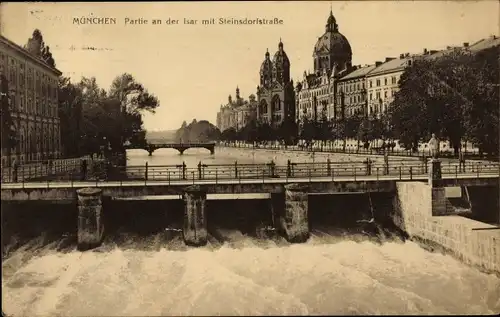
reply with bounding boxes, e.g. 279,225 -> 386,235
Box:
0,53 -> 58,101
300,86 -> 334,99
8,92 -> 57,117
339,81 -> 365,93
341,94 -> 366,105
369,89 -> 396,101
369,76 -> 399,88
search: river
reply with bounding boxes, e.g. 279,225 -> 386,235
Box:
2,147 -> 499,316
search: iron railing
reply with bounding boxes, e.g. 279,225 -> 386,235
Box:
1,160 -> 498,186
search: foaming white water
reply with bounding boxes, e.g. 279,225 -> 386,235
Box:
3,233 -> 500,316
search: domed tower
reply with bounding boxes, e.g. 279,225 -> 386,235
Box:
313,10 -> 352,75
260,49 -> 273,88
272,39 -> 291,85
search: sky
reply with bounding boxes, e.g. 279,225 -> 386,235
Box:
1,1 -> 498,131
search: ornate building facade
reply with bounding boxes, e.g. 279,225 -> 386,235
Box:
0,35 -> 62,166
216,87 -> 257,132
366,56 -> 413,118
296,10 -> 353,123
256,40 -> 295,127
335,64 -> 376,118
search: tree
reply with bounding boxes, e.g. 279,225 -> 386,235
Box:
276,119 -> 298,145
109,73 -> 159,114
108,73 -> 160,149
239,119 -> 259,144
389,46 -> 499,156
330,118 -> 346,151
221,127 -> 237,141
317,106 -> 331,148
175,120 -> 221,143
1,74 -> 17,165
58,76 -> 83,156
299,117 -> 317,148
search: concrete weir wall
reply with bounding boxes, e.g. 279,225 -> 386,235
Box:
393,181 -> 500,275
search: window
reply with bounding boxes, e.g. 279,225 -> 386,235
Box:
369,93 -> 372,100
384,91 -> 388,98
392,76 -> 396,84
384,78 -> 387,85
376,92 -> 381,100
369,80 -> 372,88
376,79 -> 380,87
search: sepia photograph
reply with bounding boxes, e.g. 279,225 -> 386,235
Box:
1,1 -> 499,315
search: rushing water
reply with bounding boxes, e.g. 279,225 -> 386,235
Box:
2,147 -> 500,316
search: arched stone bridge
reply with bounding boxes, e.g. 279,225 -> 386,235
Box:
125,142 -> 216,156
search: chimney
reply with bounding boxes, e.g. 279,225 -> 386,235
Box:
423,48 -> 428,55
405,53 -> 410,57
491,35 -> 497,39
463,42 -> 469,48
399,53 -> 405,59
385,57 -> 395,62
375,61 -> 383,66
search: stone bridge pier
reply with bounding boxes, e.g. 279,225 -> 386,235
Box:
271,183 -> 310,243
182,185 -> 208,246
77,188 -> 105,251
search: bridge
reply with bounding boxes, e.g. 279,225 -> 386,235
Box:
124,142 -> 216,156
1,160 -> 498,200
2,158 -> 499,272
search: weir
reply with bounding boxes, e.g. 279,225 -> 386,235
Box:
1,160 -> 499,275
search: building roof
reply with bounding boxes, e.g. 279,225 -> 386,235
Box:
313,11 -> 352,59
468,35 -> 500,52
0,35 -> 62,76
339,64 -> 377,81
367,57 -> 411,77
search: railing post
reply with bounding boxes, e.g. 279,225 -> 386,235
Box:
353,166 -> 356,181
327,158 -> 331,176
410,166 -> 413,180
376,167 -> 379,180
477,162 -> 480,178
168,171 -> 170,184
234,161 -> 238,179
455,165 -> 458,181
192,171 -> 195,184
145,162 -> 149,181
331,167 -> 334,181
216,169 -> 218,184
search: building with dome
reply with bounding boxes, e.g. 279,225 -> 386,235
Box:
256,39 -> 295,127
215,86 -> 257,132
296,10 -> 353,123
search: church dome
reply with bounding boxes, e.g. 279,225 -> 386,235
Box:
273,39 -> 290,66
260,49 -> 273,73
313,11 -> 352,59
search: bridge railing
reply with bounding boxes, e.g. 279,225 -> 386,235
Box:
0,156 -> 96,183
1,160 -> 498,184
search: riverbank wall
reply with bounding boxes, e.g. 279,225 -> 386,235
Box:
392,181 -> 500,276
214,145 -> 420,166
